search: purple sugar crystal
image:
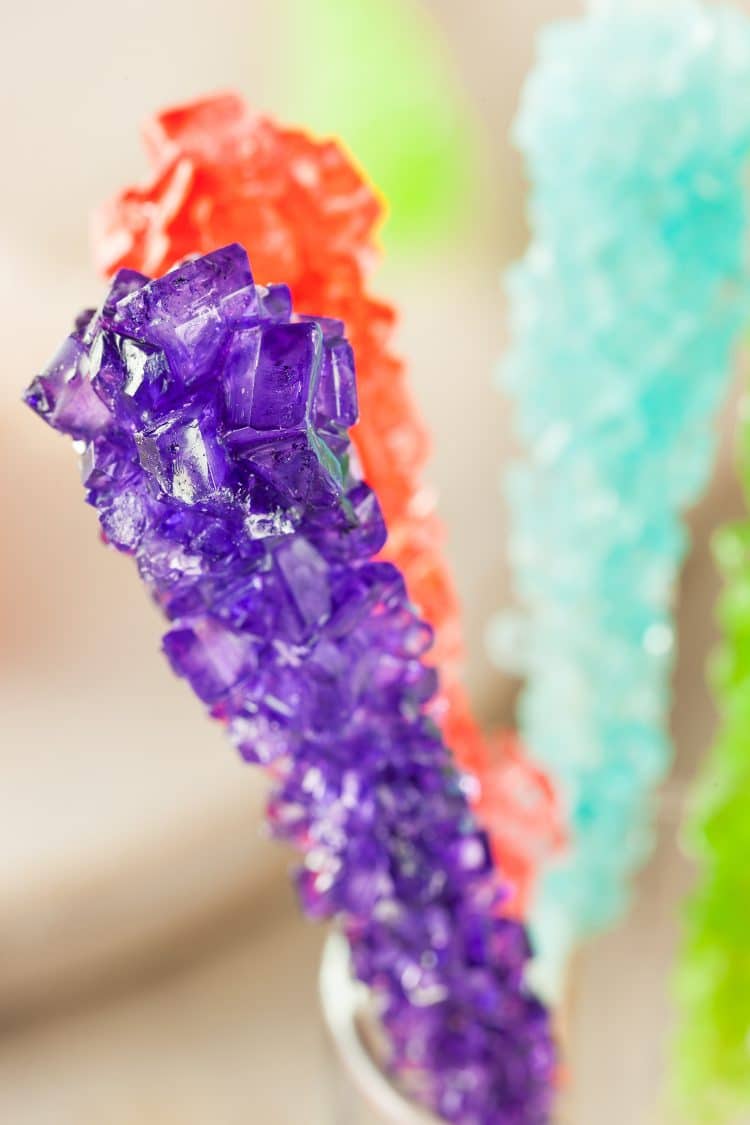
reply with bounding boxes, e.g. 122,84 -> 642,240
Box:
24,244 -> 555,1124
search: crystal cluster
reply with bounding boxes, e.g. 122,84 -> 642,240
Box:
92,92 -> 562,914
490,0 -> 750,989
24,245 -> 555,1124
675,407 -> 750,1116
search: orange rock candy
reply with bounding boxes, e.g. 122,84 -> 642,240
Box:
92,92 -> 562,913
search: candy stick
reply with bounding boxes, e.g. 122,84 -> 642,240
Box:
489,0 -> 750,991
674,394 -> 750,1118
24,243 -> 555,1125
92,93 -> 562,915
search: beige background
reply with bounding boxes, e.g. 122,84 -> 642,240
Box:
1,0 -> 746,1121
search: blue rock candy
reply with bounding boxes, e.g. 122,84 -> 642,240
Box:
490,0 -> 750,991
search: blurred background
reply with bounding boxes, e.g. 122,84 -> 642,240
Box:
2,1 -> 747,1122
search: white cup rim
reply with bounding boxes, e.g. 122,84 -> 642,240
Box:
319,931 -> 441,1124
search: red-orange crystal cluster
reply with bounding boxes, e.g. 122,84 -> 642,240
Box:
93,92 -> 562,913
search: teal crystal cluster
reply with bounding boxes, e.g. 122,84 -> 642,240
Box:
490,0 -> 750,990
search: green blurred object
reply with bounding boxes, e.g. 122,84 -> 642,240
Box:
674,395 -> 750,1122
283,0 -> 480,252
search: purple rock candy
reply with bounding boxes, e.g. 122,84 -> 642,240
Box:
24,244 -> 555,1124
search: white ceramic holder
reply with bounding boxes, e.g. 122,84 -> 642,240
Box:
320,932 -> 441,1124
